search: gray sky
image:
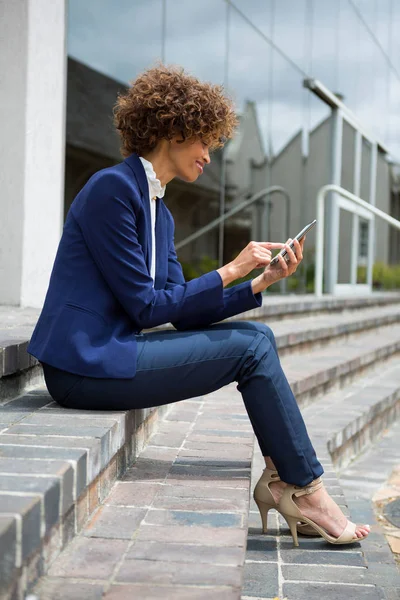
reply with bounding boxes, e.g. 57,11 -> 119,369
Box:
68,0 -> 400,160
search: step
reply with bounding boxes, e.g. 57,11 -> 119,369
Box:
281,322 -> 400,407
302,357 -> 400,470
0,391 -> 170,600
236,291 -> 400,322
243,356 -> 400,599
268,302 -> 400,355
30,392 -> 253,599
30,352 -> 400,599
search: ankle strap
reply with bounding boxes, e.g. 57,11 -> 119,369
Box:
293,477 -> 324,497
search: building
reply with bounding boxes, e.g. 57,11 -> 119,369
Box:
1,0 -> 400,307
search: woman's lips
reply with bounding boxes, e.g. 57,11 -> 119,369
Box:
195,161 -> 203,174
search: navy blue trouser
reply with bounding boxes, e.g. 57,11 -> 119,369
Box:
42,320 -> 323,486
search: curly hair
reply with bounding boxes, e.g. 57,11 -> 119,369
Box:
113,63 -> 238,157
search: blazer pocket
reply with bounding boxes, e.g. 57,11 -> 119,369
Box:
65,302 -> 108,326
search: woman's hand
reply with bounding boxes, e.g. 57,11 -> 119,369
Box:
262,236 -> 305,288
229,240 -> 285,279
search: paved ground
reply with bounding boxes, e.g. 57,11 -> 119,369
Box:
339,421 -> 400,572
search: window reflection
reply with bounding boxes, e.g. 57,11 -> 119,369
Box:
65,0 -> 400,289
164,0 -> 226,83
68,0 -> 163,82
310,1 -> 340,91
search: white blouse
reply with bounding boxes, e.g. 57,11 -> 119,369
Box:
138,156 -> 166,284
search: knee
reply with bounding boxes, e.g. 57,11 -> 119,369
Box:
249,322 -> 277,346
237,332 -> 273,385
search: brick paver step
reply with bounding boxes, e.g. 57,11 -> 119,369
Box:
31,390 -> 253,599
339,420 -> 400,501
300,356 -> 400,468
266,302 -> 400,354
236,292 -> 400,322
280,322 -> 400,405
0,389 -> 171,599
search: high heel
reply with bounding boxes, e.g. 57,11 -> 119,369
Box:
254,498 -> 274,534
253,467 -> 318,536
277,477 -> 369,546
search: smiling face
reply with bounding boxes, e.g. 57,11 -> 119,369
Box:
168,135 -> 211,183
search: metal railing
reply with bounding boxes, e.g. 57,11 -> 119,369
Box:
315,184 -> 400,297
176,185 -> 291,251
175,185 -> 292,293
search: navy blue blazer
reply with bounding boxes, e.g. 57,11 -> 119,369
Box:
28,154 -> 262,378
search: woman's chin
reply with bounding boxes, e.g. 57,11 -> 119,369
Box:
178,172 -> 199,183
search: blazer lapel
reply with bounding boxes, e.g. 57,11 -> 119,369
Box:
154,200 -> 170,290
124,153 -> 152,274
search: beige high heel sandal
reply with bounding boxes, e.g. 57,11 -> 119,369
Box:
253,468 -> 319,537
277,476 -> 369,546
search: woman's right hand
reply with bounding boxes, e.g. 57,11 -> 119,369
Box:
230,241 -> 285,279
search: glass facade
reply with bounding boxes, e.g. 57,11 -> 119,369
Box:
67,0 -> 400,288
68,0 -> 400,153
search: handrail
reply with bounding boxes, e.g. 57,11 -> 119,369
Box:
315,184 -> 400,297
175,185 -> 291,250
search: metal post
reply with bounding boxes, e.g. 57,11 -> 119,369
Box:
350,131 -> 362,285
315,188 -> 325,297
367,143 -> 378,287
326,109 -> 343,294
218,149 -> 227,267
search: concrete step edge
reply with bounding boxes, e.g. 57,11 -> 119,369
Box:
326,389 -> 400,470
233,292 -> 400,323
289,338 -> 400,406
275,309 -> 400,354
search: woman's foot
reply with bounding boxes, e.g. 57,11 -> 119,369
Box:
269,479 -> 370,539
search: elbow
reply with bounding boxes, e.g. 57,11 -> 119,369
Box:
134,307 -> 172,331
132,311 -> 153,332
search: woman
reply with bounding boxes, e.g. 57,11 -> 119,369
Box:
28,64 -> 370,546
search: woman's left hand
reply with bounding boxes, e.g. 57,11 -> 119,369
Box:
262,236 -> 305,288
